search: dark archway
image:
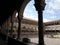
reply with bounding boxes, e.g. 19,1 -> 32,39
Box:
18,0 -> 46,45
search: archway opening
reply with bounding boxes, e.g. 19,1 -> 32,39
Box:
43,0 -> 60,45
20,0 -> 38,44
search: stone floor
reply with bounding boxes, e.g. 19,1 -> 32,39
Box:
0,38 -> 7,45
44,35 -> 60,45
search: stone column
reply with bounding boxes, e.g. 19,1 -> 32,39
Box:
10,15 -> 13,37
17,11 -> 23,40
10,10 -> 17,37
34,0 -> 46,45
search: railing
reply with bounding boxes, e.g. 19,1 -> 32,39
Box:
44,30 -> 60,35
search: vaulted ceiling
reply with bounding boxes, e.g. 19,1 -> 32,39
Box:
0,0 -> 25,25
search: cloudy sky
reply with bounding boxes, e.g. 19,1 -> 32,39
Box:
23,0 -> 60,22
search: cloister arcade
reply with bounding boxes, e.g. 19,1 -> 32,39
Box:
0,0 -> 46,45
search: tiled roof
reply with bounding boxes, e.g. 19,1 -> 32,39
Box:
22,17 -> 38,25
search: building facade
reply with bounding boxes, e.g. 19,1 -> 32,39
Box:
0,15 -> 38,39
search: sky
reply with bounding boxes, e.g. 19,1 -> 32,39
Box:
23,0 -> 60,22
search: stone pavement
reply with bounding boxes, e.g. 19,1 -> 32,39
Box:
0,37 -> 7,45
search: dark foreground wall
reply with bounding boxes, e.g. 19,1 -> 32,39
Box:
8,37 -> 27,45
0,32 -> 27,45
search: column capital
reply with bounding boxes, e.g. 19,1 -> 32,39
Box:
34,0 -> 46,11
18,13 -> 23,20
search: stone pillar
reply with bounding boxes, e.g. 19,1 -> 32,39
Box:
17,11 -> 23,40
10,10 -> 17,37
34,0 -> 46,45
6,19 -> 9,43
10,15 -> 13,37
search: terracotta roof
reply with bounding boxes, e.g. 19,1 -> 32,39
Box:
44,20 -> 60,26
21,17 -> 38,25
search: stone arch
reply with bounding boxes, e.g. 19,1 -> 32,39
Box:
19,0 -> 31,18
